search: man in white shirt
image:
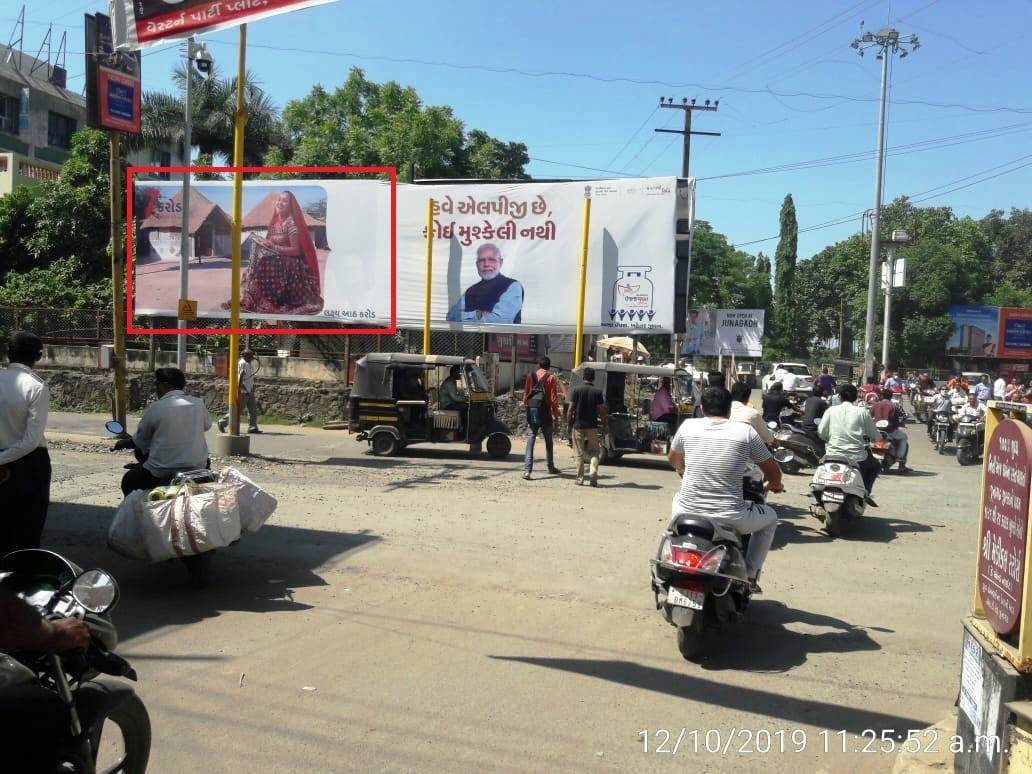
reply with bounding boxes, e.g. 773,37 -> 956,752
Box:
994,373 -> 1008,401
780,369 -> 800,393
218,350 -> 261,434
116,368 -> 212,495
0,331 -> 51,556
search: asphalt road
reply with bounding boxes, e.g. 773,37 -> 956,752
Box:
41,405 -> 980,773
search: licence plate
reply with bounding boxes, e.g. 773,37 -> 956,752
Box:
667,586 -> 705,610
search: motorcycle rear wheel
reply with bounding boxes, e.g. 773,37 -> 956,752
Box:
92,692 -> 151,774
824,505 -> 843,537
676,613 -> 708,661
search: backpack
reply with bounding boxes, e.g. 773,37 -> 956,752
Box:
526,370 -> 549,426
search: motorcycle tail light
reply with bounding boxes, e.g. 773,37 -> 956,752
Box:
698,546 -> 726,574
670,546 -> 702,569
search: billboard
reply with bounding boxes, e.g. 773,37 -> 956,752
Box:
110,0 -> 337,50
132,176 -> 684,334
948,305 -> 1032,360
947,306 -> 1000,357
85,13 -> 141,134
682,309 -> 765,357
999,307 -> 1032,360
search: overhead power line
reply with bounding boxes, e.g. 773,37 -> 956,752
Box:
730,151 -> 1032,247
605,105 -> 659,168
190,39 -> 1032,115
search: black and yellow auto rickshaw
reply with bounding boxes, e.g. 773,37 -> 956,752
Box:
348,353 -> 512,458
567,361 -> 694,463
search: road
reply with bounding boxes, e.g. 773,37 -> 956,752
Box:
41,407 -> 979,773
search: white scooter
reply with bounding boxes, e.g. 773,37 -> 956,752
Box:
809,455 -> 869,537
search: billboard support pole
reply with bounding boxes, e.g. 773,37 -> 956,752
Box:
573,197 -> 591,367
177,36 -> 194,371
423,198 -> 434,354
108,130 -> 127,427
226,24 -> 248,451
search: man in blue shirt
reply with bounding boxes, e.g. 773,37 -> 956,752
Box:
884,371 -> 905,390
974,374 -> 993,405
446,243 -> 524,323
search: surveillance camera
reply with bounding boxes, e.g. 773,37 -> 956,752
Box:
190,41 -> 214,76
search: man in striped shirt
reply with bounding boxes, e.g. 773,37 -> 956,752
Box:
668,386 -> 784,590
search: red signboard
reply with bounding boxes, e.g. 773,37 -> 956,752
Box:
111,0 -> 337,50
978,419 -> 1032,634
487,334 -> 539,362
85,13 -> 142,134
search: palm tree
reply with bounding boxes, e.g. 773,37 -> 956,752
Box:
129,65 -> 290,167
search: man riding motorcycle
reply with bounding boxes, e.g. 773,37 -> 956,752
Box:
114,368 -> 212,495
818,384 -> 882,505
928,385 -> 952,440
870,388 -> 911,474
954,393 -> 987,423
668,386 -> 783,593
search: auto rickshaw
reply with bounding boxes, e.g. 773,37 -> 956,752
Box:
348,353 -> 512,458
567,361 -> 694,463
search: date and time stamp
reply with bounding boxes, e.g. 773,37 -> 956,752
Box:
639,728 -> 1004,756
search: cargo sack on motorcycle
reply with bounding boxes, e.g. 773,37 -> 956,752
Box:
108,484 -> 242,562
217,468 -> 277,534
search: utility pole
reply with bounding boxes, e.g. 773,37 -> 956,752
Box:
852,25 -> 920,380
177,37 -> 195,370
656,98 -> 720,360
656,97 -> 720,179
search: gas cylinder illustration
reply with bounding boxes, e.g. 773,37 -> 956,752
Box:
609,266 -> 655,323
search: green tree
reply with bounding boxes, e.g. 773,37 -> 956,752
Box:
0,257 -> 111,308
0,186 -> 37,280
980,208 -> 1032,291
771,194 -> 799,355
267,68 -> 528,179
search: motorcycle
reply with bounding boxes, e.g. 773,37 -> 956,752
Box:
889,388 -> 908,426
932,411 -> 954,454
650,454 -> 791,661
955,419 -> 985,466
870,419 -> 899,472
914,391 -> 936,424
0,549 -> 150,773
767,418 -> 825,472
105,420 -> 217,588
809,455 -> 868,537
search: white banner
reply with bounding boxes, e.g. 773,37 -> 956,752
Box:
110,0 -> 337,51
132,177 -> 688,333
682,309 -> 765,357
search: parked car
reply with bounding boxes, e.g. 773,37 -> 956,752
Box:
761,362 -> 814,393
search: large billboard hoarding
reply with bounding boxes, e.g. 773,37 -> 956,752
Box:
948,305 -> 1032,360
682,309 -> 765,357
110,0 -> 337,50
131,176 -> 686,335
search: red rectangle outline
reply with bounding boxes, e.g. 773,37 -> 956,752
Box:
126,165 -> 397,336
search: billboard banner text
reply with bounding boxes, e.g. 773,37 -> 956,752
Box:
682,309 -> 765,357
110,0 -> 337,50
131,176 -> 685,334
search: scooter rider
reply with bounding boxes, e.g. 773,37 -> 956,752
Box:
871,388 -> 911,474
668,386 -> 783,593
955,393 -> 987,423
801,384 -> 828,432
817,384 -> 882,505
114,368 -> 212,495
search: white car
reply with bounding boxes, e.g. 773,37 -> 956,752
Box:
762,362 -> 814,393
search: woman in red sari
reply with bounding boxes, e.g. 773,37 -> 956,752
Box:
238,191 -> 323,315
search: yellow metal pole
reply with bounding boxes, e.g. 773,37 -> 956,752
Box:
423,197 -> 434,354
573,197 -> 591,367
228,24 -> 247,435
108,131 -> 127,426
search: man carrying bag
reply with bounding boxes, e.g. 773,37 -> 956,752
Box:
523,356 -> 560,480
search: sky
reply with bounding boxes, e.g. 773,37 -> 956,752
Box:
17,0 -> 1032,260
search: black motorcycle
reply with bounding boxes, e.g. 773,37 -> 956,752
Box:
0,549 -> 150,773
768,416 -> 825,472
955,419 -> 985,466
650,474 -> 784,661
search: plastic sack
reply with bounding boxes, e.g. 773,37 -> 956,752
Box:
108,484 -> 241,563
218,467 -> 277,534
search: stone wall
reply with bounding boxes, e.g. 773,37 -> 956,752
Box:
38,366 -> 349,422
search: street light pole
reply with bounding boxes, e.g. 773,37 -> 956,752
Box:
176,36 -> 194,370
882,244 -> 893,369
852,26 -> 919,380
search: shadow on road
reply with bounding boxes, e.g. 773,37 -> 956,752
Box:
771,504 -> 934,546
491,653 -> 927,737
695,600 -> 889,672
770,505 -> 832,550
42,502 -> 381,643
